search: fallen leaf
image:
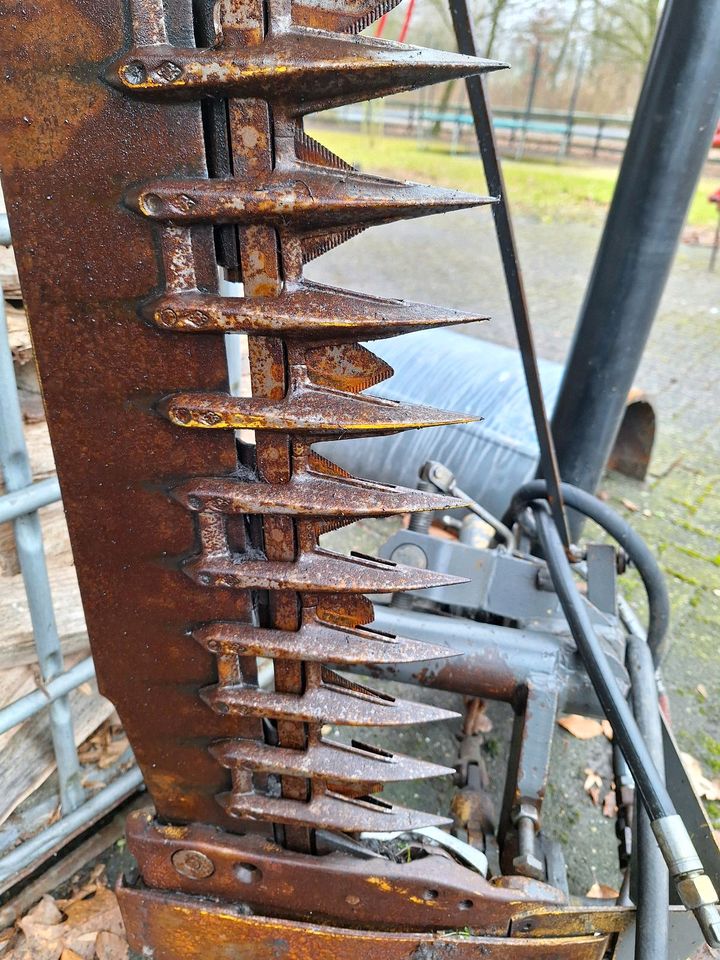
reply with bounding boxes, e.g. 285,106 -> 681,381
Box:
77,720 -> 129,770
7,883 -> 127,960
602,790 -> 618,818
94,932 -> 128,960
586,881 -> 620,899
621,498 -> 639,512
697,684 -> 709,700
558,715 -> 605,740
583,767 -> 602,792
687,946 -> 720,959
601,720 -> 613,740
14,895 -> 66,960
681,753 -> 720,802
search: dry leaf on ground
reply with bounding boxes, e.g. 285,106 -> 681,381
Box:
94,932 -> 128,960
583,768 -> 602,805
586,881 -> 620,899
687,946 -> 720,959
6,880 -> 127,960
558,715 -> 605,740
681,752 -> 720,802
602,789 -> 618,818
77,720 -> 129,771
697,684 -> 709,700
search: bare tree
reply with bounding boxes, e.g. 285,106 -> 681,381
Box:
591,0 -> 661,66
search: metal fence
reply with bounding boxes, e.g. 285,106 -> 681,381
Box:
320,101 -> 720,166
0,214 -> 142,893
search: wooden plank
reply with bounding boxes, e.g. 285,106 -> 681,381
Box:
0,564 -> 88,669
0,502 -> 73,578
0,680 -> 115,826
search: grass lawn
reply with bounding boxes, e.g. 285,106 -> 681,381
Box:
304,124 -> 718,229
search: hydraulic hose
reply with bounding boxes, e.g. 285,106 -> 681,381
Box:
506,479 -> 670,664
531,504 -> 720,950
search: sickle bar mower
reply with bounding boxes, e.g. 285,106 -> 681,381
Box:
0,0 -> 644,956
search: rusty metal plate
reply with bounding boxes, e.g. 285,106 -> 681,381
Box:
125,813 -> 617,936
0,0 -> 261,830
119,884 -> 614,960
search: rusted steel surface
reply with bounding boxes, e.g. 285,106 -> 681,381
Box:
125,812 -> 633,937
0,0 -> 490,843
119,885 -> 615,960
192,615 -> 457,665
2,0 -> 632,950
149,282 -> 487,340
0,0 -> 262,831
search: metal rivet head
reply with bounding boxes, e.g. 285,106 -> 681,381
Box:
142,193 -> 163,217
171,849 -> 215,879
120,61 -> 147,86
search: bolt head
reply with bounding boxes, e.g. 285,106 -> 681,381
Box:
512,852 -> 545,881
512,802 -> 540,826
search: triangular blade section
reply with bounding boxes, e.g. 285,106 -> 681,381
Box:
301,226 -> 367,263
217,789 -> 452,833
193,617 -> 456,665
294,129 -> 353,171
316,593 -> 376,627
305,343 -> 393,392
148,281 -> 487,342
210,738 -> 454,783
292,0 -> 403,34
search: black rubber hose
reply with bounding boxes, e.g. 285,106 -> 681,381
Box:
627,633 -> 669,960
533,505 -> 675,823
505,480 -> 670,664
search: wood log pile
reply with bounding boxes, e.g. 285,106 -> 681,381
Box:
0,244 -> 117,832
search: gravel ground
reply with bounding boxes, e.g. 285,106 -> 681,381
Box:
306,210 -> 720,896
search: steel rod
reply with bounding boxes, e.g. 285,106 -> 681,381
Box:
551,0 -> 720,509
448,0 -> 570,549
0,476 -> 61,524
0,768 -> 143,890
0,657 -> 95,735
0,293 -> 84,814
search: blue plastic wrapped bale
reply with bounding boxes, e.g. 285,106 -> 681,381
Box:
315,328 -> 564,519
